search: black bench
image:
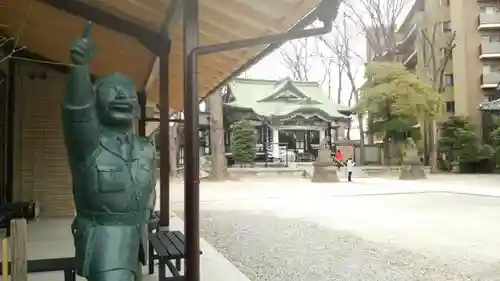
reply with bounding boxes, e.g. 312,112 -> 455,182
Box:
148,230 -> 188,280
147,211 -> 202,280
0,257 -> 76,281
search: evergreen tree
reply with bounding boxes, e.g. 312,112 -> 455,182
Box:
231,119 -> 256,165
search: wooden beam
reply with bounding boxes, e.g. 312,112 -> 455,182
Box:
38,0 -> 160,54
1,38 -> 102,83
158,36 -> 171,227
10,219 -> 28,281
1,38 -> 68,73
138,90 -> 147,137
144,0 -> 182,91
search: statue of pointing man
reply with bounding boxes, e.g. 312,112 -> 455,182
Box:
62,22 -> 156,281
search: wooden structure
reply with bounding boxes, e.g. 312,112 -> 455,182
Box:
2,0 -> 343,280
9,219 -> 27,281
4,0 -> 330,109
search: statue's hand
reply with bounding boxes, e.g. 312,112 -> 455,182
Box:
70,21 -> 95,65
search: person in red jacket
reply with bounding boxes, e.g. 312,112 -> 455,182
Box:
335,149 -> 343,168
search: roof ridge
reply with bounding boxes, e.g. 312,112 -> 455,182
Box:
232,77 -> 320,86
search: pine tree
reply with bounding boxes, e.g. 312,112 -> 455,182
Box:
355,61 -> 443,163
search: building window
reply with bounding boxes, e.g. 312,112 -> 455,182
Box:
480,6 -> 498,14
444,74 -> 454,86
485,35 -> 500,42
441,21 -> 451,33
483,64 -> 500,73
440,0 -> 450,6
445,101 -> 455,113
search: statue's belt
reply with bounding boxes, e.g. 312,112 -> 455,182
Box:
79,210 -> 150,225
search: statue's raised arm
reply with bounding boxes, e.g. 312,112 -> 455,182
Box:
62,22 -> 100,161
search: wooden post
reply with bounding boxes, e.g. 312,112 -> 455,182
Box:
10,219 -> 28,281
2,238 -> 8,281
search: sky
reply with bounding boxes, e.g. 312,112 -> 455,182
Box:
243,0 -> 415,106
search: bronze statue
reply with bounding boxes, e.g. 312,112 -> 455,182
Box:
62,22 -> 156,281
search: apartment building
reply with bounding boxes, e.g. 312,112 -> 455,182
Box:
368,0 -> 500,141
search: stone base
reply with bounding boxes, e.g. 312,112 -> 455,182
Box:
399,164 -> 427,180
311,164 -> 340,183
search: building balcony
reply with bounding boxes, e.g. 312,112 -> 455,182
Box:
399,24 -> 417,45
402,49 -> 417,68
479,41 -> 500,59
396,24 -> 417,54
478,13 -> 500,30
481,72 -> 500,89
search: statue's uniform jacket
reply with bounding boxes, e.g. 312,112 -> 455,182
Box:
62,101 -> 156,277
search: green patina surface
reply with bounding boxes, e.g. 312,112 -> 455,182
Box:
62,22 -> 156,281
226,77 -> 350,120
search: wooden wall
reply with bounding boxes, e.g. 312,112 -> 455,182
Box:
12,61 -> 74,217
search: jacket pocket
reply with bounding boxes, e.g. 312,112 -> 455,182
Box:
135,160 -> 153,184
96,165 -> 125,193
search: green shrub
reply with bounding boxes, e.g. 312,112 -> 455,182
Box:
439,116 -> 494,173
231,119 -> 256,165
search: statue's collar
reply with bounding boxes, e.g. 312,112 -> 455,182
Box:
100,129 -> 140,161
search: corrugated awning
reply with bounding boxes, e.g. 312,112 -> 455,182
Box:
3,0 -> 324,110
480,99 -> 500,112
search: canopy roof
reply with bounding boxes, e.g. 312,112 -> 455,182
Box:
226,77 -> 350,120
3,0 -> 328,110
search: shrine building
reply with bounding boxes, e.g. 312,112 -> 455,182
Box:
223,78 -> 350,161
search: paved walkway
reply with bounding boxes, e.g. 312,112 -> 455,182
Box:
1,215 -> 250,281
171,175 -> 500,280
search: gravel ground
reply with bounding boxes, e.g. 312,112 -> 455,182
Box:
174,209 -> 500,281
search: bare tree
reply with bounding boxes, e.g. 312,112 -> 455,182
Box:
1,4 -> 31,65
343,0 -> 412,149
317,13 -> 366,162
280,38 -> 315,81
281,37 -> 334,84
168,112 -> 182,177
421,25 -> 456,172
321,58 -> 336,100
343,0 -> 412,59
0,36 -> 24,65
318,32 -> 346,104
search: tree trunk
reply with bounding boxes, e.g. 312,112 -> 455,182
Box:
422,119 -> 429,165
207,92 -> 227,181
382,134 -> 390,166
169,122 -> 179,177
346,120 -> 351,140
358,113 -> 366,165
367,115 -> 374,145
429,120 -> 439,173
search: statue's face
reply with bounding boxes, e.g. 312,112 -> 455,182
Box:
96,82 -> 139,126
